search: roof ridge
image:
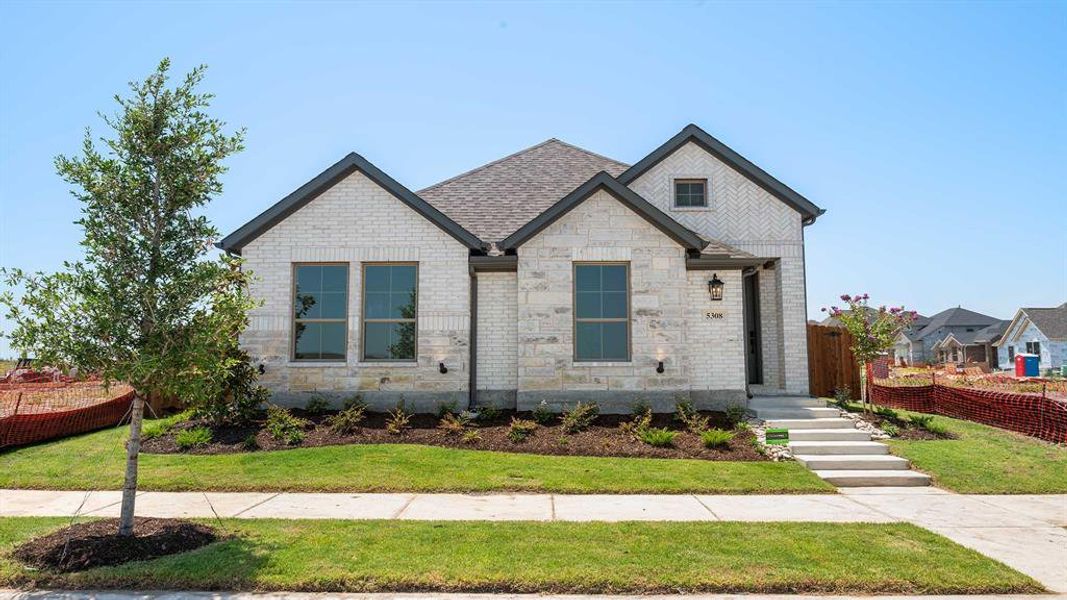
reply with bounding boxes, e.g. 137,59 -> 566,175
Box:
418,138 -> 627,194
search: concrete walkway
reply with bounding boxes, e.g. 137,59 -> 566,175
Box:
1,488 -> 1065,592
1,593 -> 1063,600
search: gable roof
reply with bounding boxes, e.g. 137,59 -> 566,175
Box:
419,139 -> 630,243
972,319 -> 1011,344
616,124 -> 825,223
998,303 -> 1067,345
912,306 -> 1001,340
218,153 -> 484,253
500,171 -> 707,251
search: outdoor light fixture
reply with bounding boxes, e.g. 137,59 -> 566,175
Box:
708,273 -> 724,301
656,360 -> 665,374
258,364 -> 266,375
438,362 -> 448,374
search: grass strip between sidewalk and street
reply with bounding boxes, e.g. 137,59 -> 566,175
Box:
0,517 -> 1043,594
0,424 -> 831,494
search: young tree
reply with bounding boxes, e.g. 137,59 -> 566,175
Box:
0,59 -> 250,536
822,294 -> 917,413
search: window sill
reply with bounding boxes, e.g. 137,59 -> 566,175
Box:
671,206 -> 712,212
571,361 -> 632,368
355,361 -> 420,368
288,361 -> 348,368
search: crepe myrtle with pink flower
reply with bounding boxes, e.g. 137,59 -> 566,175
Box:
822,294 -> 918,412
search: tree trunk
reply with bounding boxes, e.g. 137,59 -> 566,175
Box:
859,362 -> 870,415
118,393 -> 145,537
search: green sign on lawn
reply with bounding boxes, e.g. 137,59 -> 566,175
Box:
765,428 -> 789,445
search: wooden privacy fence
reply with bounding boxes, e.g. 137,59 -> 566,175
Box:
807,323 -> 861,399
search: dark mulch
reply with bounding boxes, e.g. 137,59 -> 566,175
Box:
12,518 -> 217,573
142,409 -> 765,461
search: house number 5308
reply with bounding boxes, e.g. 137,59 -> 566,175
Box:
704,311 -> 725,320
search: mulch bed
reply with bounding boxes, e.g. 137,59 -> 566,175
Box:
844,406 -> 955,441
142,409 -> 765,461
12,518 -> 217,572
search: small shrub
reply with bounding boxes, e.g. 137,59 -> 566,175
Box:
304,395 -> 330,415
329,404 -> 366,435
924,419 -> 949,436
386,400 -> 411,435
675,402 -> 710,434
475,404 -> 501,423
637,427 -> 677,448
438,412 -> 467,436
141,418 -> 173,441
461,429 -> 482,444
724,404 -> 747,426
881,422 -> 900,437
342,394 -> 366,411
175,426 -> 212,450
701,428 -> 735,449
874,405 -> 899,421
242,434 -> 259,451
507,417 -> 538,443
733,420 -> 752,432
194,347 -> 269,427
560,401 -> 599,434
620,407 -> 653,438
532,400 -> 556,425
833,385 -> 852,408
265,405 -> 309,445
436,400 -> 459,418
631,399 -> 652,417
909,414 -> 934,429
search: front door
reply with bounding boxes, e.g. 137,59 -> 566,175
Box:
742,272 -> 763,385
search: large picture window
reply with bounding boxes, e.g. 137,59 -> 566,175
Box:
362,263 -> 418,361
293,264 -> 348,361
574,263 -> 630,361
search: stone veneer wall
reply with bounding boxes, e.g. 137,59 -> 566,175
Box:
475,271 -> 518,407
240,170 -> 471,412
627,141 -> 810,395
514,189 -> 747,413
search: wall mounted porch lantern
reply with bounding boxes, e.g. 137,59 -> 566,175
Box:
708,273 -> 725,301
438,362 -> 448,374
656,360 -> 665,374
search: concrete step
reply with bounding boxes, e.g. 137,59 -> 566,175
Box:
754,407 -> 842,420
749,396 -> 825,409
788,429 -> 871,442
795,454 -> 911,470
813,469 -> 931,487
788,441 -> 889,455
766,418 -> 855,430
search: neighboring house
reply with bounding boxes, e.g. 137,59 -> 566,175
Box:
931,320 -> 1009,366
995,303 -> 1067,373
891,307 -> 1000,365
219,124 -> 825,412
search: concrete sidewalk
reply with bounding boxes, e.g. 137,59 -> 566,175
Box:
1,488 -> 1065,592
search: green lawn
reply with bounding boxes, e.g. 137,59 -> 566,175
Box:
0,422 -> 832,494
0,517 -> 1041,594
833,400 -> 1067,494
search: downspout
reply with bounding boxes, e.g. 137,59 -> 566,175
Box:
468,264 -> 478,410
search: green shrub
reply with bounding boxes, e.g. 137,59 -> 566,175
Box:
386,400 -> 411,435
833,385 -> 852,408
909,414 -> 934,429
242,434 -> 259,451
193,347 -> 269,426
304,395 -> 330,415
329,404 -> 366,435
141,418 -> 174,441
675,401 -> 710,433
881,422 -> 900,437
724,404 -> 747,426
674,400 -> 697,422
560,401 -> 599,434
475,404 -> 501,422
874,405 -> 899,421
637,427 -> 677,448
265,405 -> 309,445
175,426 -> 212,450
436,400 -> 459,418
620,407 -> 653,438
342,394 -> 366,411
924,419 -> 948,436
438,412 -> 467,436
631,399 -> 652,417
507,417 -> 538,443
461,429 -> 481,444
700,428 -> 735,449
532,400 -> 556,425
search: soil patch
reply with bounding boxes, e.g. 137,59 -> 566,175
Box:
12,517 -> 217,572
843,406 -> 955,441
142,409 -> 765,461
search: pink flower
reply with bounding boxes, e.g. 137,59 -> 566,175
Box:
840,294 -> 852,302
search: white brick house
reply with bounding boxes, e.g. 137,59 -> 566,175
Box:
219,125 -> 825,412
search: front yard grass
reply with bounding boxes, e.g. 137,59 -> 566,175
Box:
833,400 -> 1067,493
0,423 -> 831,494
0,517 -> 1041,594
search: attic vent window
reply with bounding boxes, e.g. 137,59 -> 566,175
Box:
674,179 -> 707,208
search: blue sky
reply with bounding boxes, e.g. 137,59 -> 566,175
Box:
1,1 -> 1064,356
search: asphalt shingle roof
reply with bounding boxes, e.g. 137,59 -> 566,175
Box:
1022,303 -> 1067,341
419,139 -> 630,243
912,307 -> 1001,340
972,319 -> 1010,344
